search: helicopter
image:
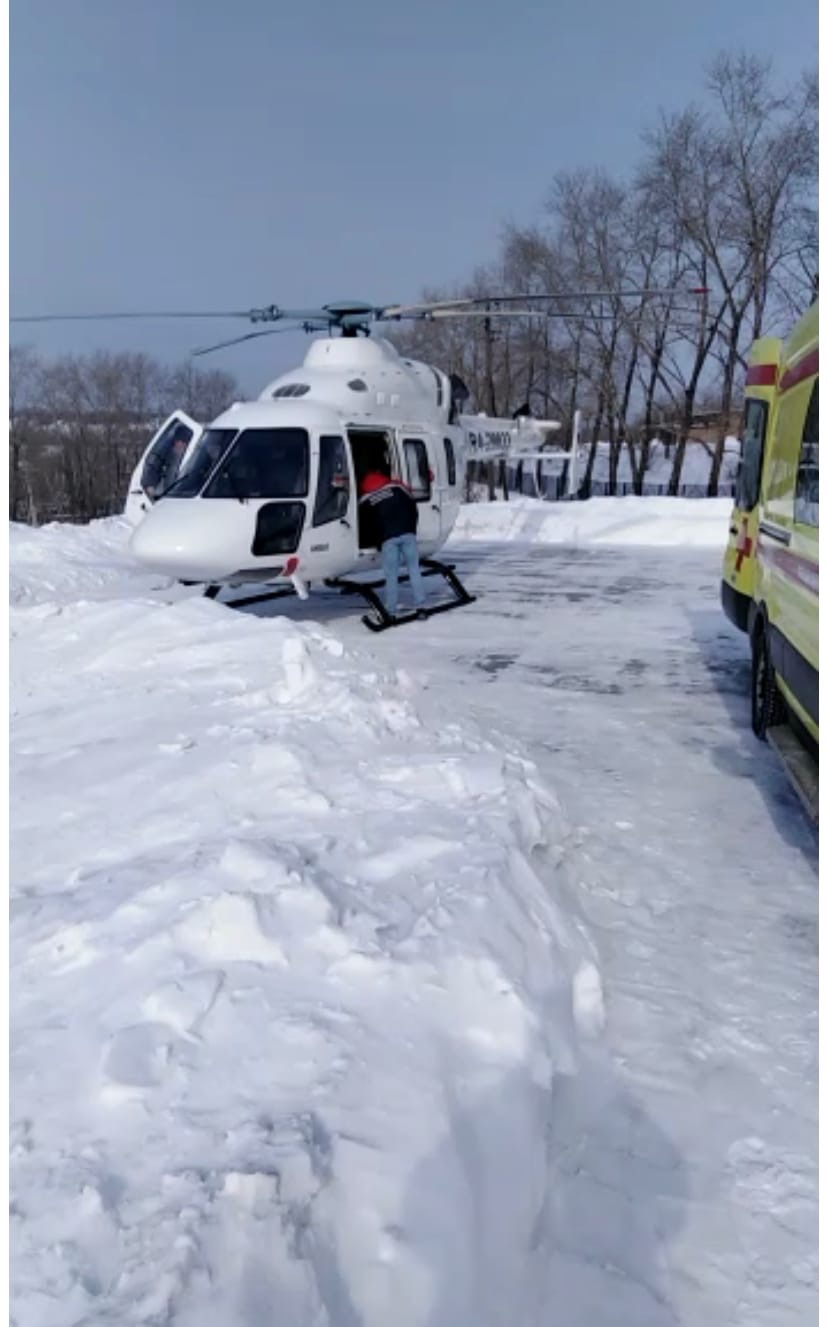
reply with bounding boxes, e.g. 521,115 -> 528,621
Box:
12,289 -> 700,628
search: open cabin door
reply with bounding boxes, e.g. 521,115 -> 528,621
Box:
305,432 -> 356,577
124,410 -> 202,526
347,428 -> 396,554
437,433 -> 462,541
400,432 -> 442,548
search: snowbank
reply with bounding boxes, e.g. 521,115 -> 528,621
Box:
9,516 -> 158,605
11,534 -> 600,1324
564,436 -> 740,490
451,495 -> 733,549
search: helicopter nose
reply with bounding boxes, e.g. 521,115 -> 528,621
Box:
129,499 -> 245,582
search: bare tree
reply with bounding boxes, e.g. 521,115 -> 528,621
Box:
9,348 -> 240,524
9,346 -> 43,521
640,53 -> 817,493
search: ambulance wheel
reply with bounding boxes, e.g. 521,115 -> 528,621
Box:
751,621 -> 785,739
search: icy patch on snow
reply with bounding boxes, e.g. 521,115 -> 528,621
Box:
11,551 -> 599,1324
451,495 -> 733,548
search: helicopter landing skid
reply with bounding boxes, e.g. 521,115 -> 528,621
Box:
203,583 -> 298,610
327,558 -> 476,631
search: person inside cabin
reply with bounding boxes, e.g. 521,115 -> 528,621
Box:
359,470 -> 427,621
146,424 -> 192,499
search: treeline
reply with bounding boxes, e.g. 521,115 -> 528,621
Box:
9,348 -> 238,523
392,52 -> 817,496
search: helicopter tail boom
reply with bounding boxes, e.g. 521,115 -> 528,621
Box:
458,414 -> 561,460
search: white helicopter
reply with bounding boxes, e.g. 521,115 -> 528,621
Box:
12,290 -> 691,628
121,295 -> 568,627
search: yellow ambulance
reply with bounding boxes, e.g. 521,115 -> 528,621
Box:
721,301 -> 818,746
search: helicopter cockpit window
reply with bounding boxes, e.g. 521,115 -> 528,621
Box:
444,438 -> 457,487
272,384 -> 310,398
141,420 -> 194,499
403,439 -> 431,501
313,435 -> 350,526
204,428 -> 310,500
163,428 -> 237,498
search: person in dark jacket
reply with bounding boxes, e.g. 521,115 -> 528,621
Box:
359,471 -> 427,619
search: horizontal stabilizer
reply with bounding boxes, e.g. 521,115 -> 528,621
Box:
459,413 -> 561,459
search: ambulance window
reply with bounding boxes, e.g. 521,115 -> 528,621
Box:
444,438 -> 457,486
204,428 -> 309,499
738,399 -> 767,510
313,435 -> 350,526
404,439 -> 431,500
794,380 -> 818,527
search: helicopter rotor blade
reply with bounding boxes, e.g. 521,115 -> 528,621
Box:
419,308 -> 634,322
10,310 -> 257,324
191,326 -> 322,357
457,287 -> 706,303
379,288 -> 707,319
427,308 -> 556,320
380,298 -> 476,318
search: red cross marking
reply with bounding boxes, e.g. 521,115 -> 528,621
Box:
734,517 -> 753,573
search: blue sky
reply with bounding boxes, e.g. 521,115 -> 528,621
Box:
11,0 -> 817,393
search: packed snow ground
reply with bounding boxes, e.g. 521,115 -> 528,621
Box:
10,498 -> 817,1326
453,494 -> 734,548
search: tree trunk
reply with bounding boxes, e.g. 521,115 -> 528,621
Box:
668,391 -> 695,496
608,440 -> 622,495
499,458 -> 509,501
483,316 -> 497,416
578,401 -> 604,499
708,322 -> 743,496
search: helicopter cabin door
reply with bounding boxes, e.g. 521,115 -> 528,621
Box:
307,433 -> 355,574
125,410 -> 202,526
346,427 -> 397,552
437,434 -> 461,542
400,433 -> 441,549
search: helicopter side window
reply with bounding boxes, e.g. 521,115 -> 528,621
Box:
163,428 -> 237,498
141,421 -> 194,499
204,428 -> 310,500
313,435 -> 350,526
403,439 -> 431,501
444,438 -> 457,487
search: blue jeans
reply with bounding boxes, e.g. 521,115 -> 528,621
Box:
381,533 -> 425,616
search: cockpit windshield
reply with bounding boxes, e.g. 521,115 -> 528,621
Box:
203,428 -> 309,499
161,427 -> 310,500
163,428 -> 237,497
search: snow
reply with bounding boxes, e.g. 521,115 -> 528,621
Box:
9,517 -> 158,606
528,437 -> 741,492
583,437 -> 740,490
11,520 -> 598,1326
454,494 -> 733,548
10,500 -> 817,1326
